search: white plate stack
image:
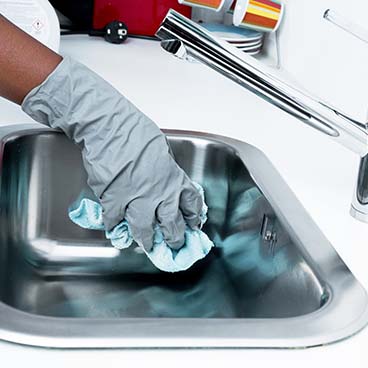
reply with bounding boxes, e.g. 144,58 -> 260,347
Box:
201,23 -> 263,55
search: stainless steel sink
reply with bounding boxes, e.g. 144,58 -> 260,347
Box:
0,124 -> 367,348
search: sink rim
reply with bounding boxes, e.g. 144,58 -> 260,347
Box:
0,123 -> 367,349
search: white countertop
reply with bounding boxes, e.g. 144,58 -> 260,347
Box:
0,35 -> 367,367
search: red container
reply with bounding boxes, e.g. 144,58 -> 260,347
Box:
93,0 -> 192,36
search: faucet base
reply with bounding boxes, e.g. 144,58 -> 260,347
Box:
350,205 -> 368,223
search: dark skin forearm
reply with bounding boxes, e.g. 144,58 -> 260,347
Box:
0,14 -> 62,105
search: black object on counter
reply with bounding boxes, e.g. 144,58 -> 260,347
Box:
89,20 -> 128,44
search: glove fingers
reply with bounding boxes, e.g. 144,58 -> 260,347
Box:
179,181 -> 203,230
156,201 -> 186,250
125,204 -> 155,252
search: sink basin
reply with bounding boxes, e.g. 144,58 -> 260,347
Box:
0,124 -> 367,348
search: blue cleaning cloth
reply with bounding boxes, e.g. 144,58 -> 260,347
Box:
68,183 -> 214,272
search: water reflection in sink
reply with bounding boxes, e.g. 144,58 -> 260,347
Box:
1,132 -> 324,319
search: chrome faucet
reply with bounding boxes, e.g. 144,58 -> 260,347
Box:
156,10 -> 368,223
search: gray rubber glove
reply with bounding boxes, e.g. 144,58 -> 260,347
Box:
21,56 -> 203,252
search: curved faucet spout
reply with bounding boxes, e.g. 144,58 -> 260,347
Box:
156,10 -> 368,223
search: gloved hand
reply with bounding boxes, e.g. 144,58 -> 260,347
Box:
21,56 -> 203,252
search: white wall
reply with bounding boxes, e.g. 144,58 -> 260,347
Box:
278,0 -> 368,122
